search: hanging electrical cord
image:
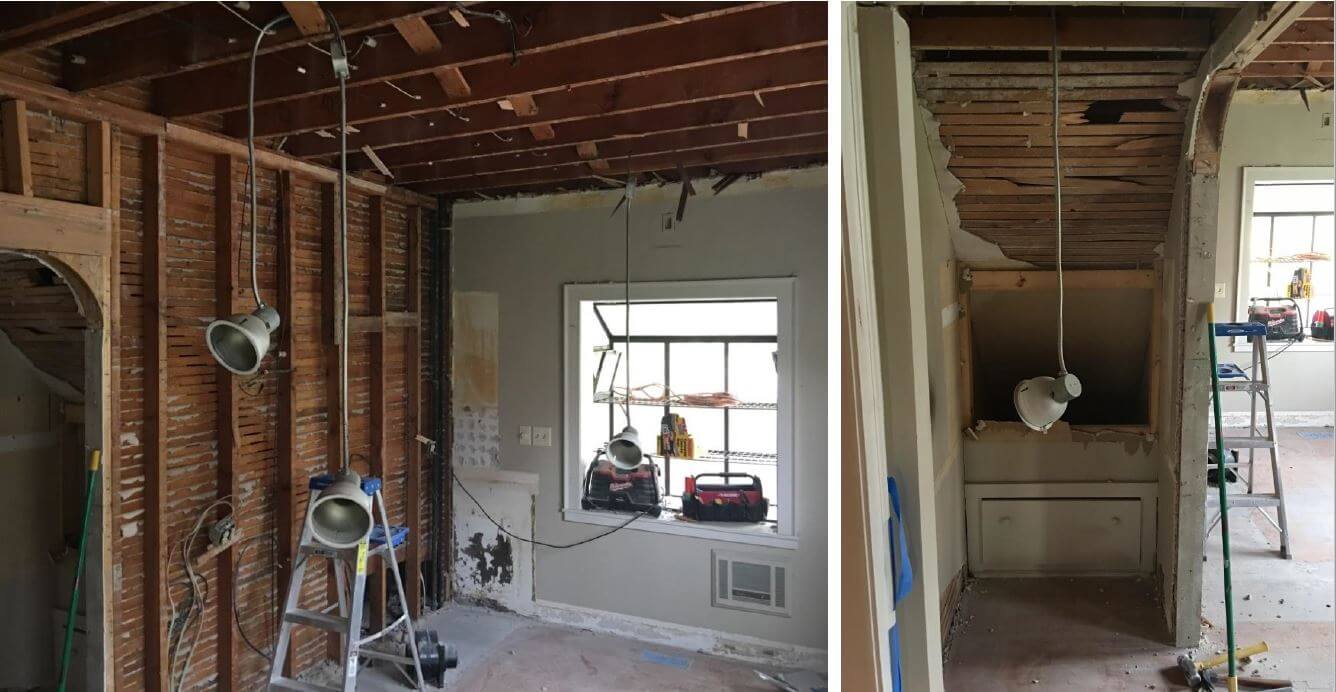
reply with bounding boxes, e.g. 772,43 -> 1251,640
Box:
1052,7 -> 1068,377
623,181 -> 632,419
453,474 -> 643,548
246,14 -> 290,312
325,8 -> 354,474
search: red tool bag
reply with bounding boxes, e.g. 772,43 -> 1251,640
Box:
681,473 -> 769,523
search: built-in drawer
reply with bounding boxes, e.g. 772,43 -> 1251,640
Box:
980,499 -> 1141,573
965,483 -> 1157,576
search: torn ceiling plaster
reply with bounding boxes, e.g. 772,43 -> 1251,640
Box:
916,102 -> 1032,269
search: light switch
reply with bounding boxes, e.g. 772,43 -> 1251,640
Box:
518,426 -> 532,446
1215,282 -> 1227,299
533,426 -> 552,447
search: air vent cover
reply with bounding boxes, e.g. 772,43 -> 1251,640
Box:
711,550 -> 791,616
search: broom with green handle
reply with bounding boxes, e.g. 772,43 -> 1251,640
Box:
57,448 -> 100,692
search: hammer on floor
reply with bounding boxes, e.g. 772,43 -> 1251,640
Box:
1178,642 -> 1270,690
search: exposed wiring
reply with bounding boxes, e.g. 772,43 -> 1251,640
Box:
234,534 -> 279,662
326,7 -> 354,474
1051,7 -> 1067,376
453,474 -> 643,548
167,497 -> 234,692
623,183 -> 632,420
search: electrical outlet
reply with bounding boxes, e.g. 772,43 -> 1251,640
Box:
1215,282 -> 1227,299
518,426 -> 532,446
533,426 -> 553,447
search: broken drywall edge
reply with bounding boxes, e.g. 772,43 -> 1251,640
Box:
529,598 -> 827,670
963,420 -> 1155,447
915,102 -> 1031,269
452,165 -> 826,218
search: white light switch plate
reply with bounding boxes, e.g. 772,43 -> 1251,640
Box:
1215,282 -> 1227,299
518,426 -> 532,446
533,426 -> 552,447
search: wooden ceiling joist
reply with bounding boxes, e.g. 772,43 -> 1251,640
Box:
396,112 -> 826,184
228,2 -> 826,139
0,2 -> 182,54
414,133 -> 825,194
64,2 -> 444,92
906,16 -> 1212,51
293,46 -> 826,159
344,83 -> 826,171
155,2 -> 749,118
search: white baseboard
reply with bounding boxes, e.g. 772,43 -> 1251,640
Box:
528,599 -> 827,670
1221,410 -> 1334,428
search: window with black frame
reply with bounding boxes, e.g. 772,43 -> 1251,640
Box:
582,298 -> 780,524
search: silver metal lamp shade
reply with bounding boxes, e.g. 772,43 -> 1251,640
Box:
607,425 -> 643,470
309,470 -> 374,549
1014,373 -> 1082,432
206,305 -> 280,376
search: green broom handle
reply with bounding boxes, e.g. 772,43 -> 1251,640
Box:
1206,305 -> 1238,690
57,448 -> 100,692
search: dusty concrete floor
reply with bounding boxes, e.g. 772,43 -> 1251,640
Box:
352,605 -> 791,691
943,427 -> 1334,691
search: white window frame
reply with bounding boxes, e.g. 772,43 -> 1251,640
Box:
561,277 -> 799,549
1234,166 -> 1335,353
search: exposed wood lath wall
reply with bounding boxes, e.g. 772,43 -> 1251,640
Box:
0,56 -> 440,690
0,252 -> 86,394
907,5 -> 1219,267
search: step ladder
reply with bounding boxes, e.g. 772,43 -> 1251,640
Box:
269,475 -> 425,691
1205,322 -> 1291,560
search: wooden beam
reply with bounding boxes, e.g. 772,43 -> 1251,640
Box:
275,170 -> 299,677
0,69 -> 436,208
213,153 -> 241,688
394,16 -> 442,55
410,134 -> 826,194
319,181 -> 342,658
906,16 -> 1212,50
969,269 -> 1156,291
231,3 -> 826,138
434,66 -> 471,99
505,94 -> 539,117
397,114 -> 826,183
154,2 -> 750,118
283,2 -> 329,36
0,2 -> 182,54
65,3 -> 443,91
368,194 -> 388,633
2,100 -> 32,196
142,134 -> 169,692
85,121 -> 112,206
405,206 -> 423,618
0,191 -> 112,256
1250,43 -> 1334,63
291,47 -> 825,158
1271,18 -> 1334,44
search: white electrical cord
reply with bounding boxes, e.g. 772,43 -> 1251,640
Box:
246,14 -> 291,311
1052,8 -> 1068,376
332,11 -> 352,474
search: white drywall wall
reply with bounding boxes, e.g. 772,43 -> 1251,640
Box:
451,178 -> 827,651
451,467 -> 538,611
1214,90 -> 1335,417
915,105 -> 968,597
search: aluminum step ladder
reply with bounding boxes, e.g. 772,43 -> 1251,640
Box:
269,475 -> 425,691
1205,322 -> 1291,560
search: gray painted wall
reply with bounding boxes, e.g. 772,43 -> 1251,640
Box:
452,180 -> 827,649
1214,90 -> 1335,416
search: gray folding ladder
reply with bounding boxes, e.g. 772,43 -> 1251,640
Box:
269,475 -> 426,691
1206,322 -> 1292,560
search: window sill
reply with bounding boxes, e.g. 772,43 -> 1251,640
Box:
561,508 -> 798,550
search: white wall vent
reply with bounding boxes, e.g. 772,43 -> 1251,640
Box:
711,550 -> 790,616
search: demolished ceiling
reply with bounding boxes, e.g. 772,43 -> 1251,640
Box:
0,2 -> 827,199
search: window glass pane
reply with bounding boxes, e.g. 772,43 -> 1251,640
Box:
1253,182 -> 1335,213
594,299 -> 777,338
729,408 -> 778,457
664,408 -> 723,496
1315,215 -> 1334,256
1250,216 -> 1273,259
1270,216 -> 1315,259
728,342 -> 779,404
669,343 -> 725,395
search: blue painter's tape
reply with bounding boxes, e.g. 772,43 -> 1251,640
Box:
640,650 -> 692,670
